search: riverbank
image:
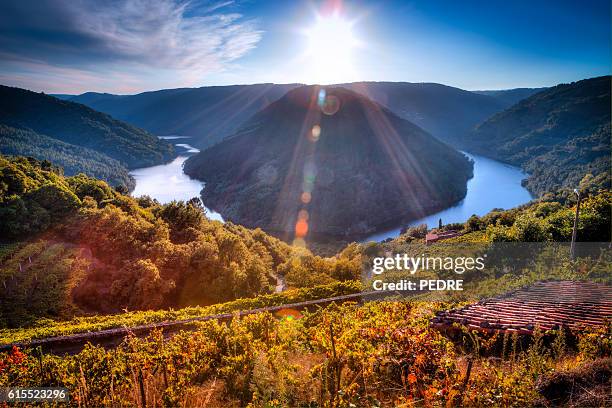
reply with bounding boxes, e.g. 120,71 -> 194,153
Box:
363,152 -> 534,242
129,136 -> 223,221
130,145 -> 533,245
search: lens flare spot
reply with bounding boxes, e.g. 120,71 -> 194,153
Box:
321,94 -> 340,115
309,125 -> 321,142
317,89 -> 326,107
295,219 -> 309,237
298,209 -> 309,221
292,237 -> 306,247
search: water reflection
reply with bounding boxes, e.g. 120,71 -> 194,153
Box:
363,152 -> 534,242
130,137 -> 224,222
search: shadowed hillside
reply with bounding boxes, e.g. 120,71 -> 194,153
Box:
0,125 -> 134,189
0,85 -> 175,168
184,85 -> 473,239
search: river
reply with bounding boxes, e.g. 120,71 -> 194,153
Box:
129,136 -> 224,222
130,143 -> 532,241
362,152 -> 534,242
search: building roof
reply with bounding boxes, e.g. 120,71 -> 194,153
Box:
432,280 -> 612,334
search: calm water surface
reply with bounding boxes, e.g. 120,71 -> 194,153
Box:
131,145 -> 532,238
130,137 -> 223,221
363,152 -> 534,242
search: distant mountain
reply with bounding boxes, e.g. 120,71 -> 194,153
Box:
465,76 -> 610,196
49,94 -> 75,100
69,84 -> 301,148
339,82 -> 506,145
0,85 -> 175,188
184,85 -> 473,238
474,87 -> 548,107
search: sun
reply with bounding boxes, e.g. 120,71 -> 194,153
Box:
305,15 -> 358,84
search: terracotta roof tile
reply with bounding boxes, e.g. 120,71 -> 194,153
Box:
432,281 -> 611,334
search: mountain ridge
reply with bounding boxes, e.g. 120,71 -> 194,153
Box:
68,84 -> 302,148
67,81 -> 523,149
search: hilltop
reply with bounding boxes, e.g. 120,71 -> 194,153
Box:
184,85 -> 473,238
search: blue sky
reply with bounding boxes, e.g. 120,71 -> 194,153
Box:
0,0 -> 609,94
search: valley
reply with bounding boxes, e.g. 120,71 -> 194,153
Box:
1,1 -> 610,406
183,85 -> 474,239
81,77 -> 608,245
1,77 -> 610,408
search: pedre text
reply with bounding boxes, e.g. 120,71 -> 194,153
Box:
372,279 -> 463,291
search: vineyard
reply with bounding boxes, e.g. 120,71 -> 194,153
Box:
0,281 -> 363,345
1,300 -> 610,407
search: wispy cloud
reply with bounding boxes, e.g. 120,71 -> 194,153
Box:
0,0 -> 262,93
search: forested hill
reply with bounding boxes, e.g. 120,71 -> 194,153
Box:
0,125 -> 134,189
464,76 -> 611,197
68,84 -> 300,149
339,82 -> 507,145
0,85 -> 176,188
184,85 -> 473,238
0,155 -> 361,323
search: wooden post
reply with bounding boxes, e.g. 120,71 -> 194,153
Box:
329,322 -> 340,407
570,191 -> 582,260
138,368 -> 147,408
457,357 -> 473,406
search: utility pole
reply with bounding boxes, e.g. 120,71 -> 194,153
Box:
570,189 -> 582,260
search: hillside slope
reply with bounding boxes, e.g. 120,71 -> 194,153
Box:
0,125 -> 134,189
465,76 -> 611,196
185,85 -> 473,238
340,82 -> 506,145
0,85 -> 175,188
0,155 -> 361,322
69,84 -> 300,148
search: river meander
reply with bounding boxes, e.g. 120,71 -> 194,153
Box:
131,143 -> 532,241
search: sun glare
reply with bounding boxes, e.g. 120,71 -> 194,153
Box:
305,15 -> 357,83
